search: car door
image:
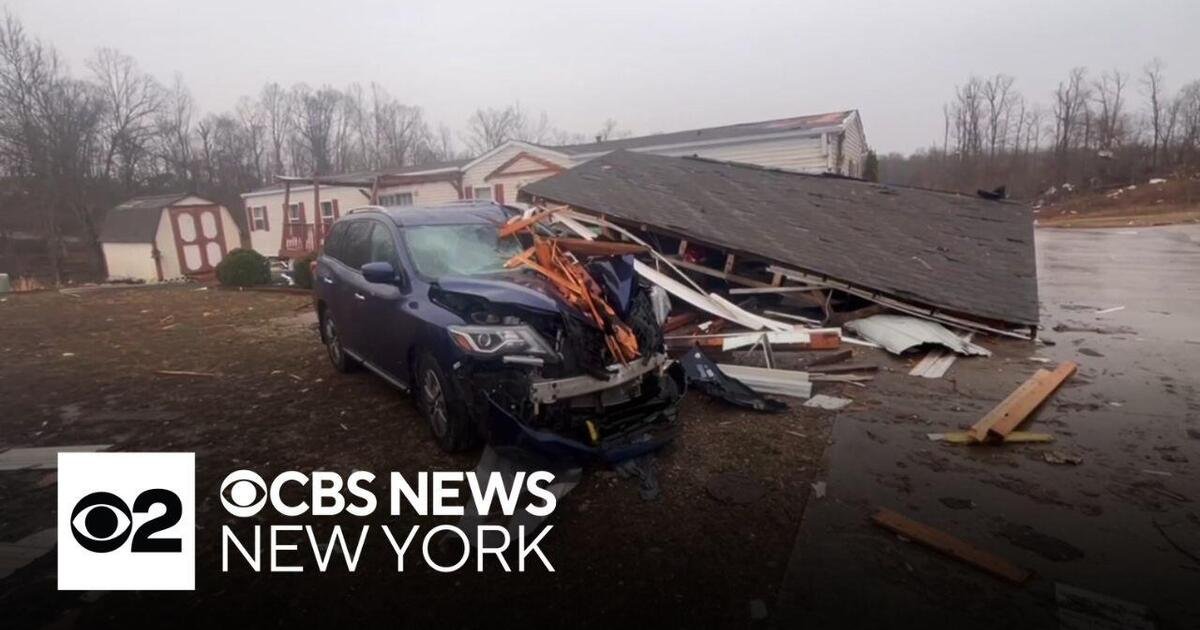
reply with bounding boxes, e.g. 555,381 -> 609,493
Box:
330,220 -> 374,356
357,220 -> 415,377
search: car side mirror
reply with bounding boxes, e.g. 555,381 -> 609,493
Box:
362,261 -> 403,287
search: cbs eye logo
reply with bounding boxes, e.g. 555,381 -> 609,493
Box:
57,452 -> 195,591
220,470 -> 267,517
70,489 -> 182,553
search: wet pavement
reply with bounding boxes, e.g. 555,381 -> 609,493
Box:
776,225 -> 1200,629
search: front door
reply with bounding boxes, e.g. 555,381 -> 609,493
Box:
170,205 -> 227,274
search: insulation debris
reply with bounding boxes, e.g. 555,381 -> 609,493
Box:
680,348 -> 786,412
715,364 -> 813,400
803,395 -> 853,410
845,315 -> 991,357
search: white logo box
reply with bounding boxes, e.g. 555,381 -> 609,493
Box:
57,452 -> 195,590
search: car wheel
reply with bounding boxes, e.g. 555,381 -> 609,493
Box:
415,353 -> 477,452
322,313 -> 356,373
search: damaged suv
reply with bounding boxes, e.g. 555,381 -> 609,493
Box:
314,202 -> 683,463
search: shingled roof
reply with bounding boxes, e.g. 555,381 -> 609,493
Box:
521,150 -> 1039,326
99,193 -> 194,243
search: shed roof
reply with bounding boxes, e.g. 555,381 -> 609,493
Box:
521,150 -> 1038,326
546,111 -> 855,156
99,193 -> 200,243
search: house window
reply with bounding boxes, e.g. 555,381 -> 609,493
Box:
251,206 -> 267,230
320,200 -> 335,221
379,192 -> 414,207
288,203 -> 302,223
472,186 -> 492,201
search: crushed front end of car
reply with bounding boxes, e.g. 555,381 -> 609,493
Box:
431,250 -> 683,465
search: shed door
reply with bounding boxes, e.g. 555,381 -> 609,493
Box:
169,206 -> 227,274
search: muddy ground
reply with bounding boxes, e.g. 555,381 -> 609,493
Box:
777,225 -> 1200,629
0,284 -> 837,628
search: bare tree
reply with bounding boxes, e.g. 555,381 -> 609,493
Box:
87,48 -> 161,188
154,74 -> 196,184
1142,58 -> 1167,169
1052,67 -> 1090,175
1093,69 -> 1128,150
259,82 -> 291,176
291,85 -> 340,175
462,104 -> 525,154
595,118 -> 630,142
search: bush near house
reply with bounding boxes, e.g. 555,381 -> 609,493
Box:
291,252 -> 318,289
215,248 -> 270,287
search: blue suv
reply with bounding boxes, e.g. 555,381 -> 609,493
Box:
313,202 -> 683,464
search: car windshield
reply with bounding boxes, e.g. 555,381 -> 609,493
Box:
404,223 -> 525,278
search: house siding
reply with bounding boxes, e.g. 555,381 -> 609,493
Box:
241,186 -> 369,258
461,144 -> 572,202
103,242 -> 157,282
376,180 -> 460,206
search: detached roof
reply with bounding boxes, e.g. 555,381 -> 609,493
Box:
246,158 -> 471,195
521,150 -> 1039,326
547,111 -> 856,156
99,193 -> 193,243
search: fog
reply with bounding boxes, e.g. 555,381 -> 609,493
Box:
8,0 -> 1199,153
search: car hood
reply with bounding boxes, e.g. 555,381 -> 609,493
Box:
434,271 -> 580,317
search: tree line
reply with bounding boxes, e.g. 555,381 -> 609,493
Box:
878,61 -> 1200,198
0,12 -> 625,282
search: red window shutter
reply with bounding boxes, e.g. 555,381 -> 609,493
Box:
332,199 -> 340,219
246,206 -> 255,231
298,202 -> 306,223
264,206 -> 270,232
494,183 -> 505,204
464,186 -> 473,200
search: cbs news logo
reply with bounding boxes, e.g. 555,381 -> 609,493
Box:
57,453 -> 195,590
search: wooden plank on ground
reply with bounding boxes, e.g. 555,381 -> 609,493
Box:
968,362 -> 1077,442
871,508 -> 1032,584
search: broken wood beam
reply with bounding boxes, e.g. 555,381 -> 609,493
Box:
550,238 -> 648,257
871,508 -> 1032,584
968,361 -> 1077,442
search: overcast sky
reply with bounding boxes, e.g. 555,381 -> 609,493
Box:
8,0 -> 1199,154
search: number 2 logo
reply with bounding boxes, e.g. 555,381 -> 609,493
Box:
70,489 -> 183,553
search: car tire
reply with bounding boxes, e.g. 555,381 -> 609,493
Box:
322,312 -> 356,373
415,353 -> 477,453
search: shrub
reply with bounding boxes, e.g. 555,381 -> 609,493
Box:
216,248 -> 270,287
291,252 -> 318,289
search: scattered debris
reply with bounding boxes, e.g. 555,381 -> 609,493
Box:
1056,583 -> 1156,630
0,445 -> 111,471
1095,305 -> 1125,315
154,369 -> 219,378
810,481 -> 827,499
928,432 -> 1054,444
1043,451 -> 1084,465
706,472 -> 767,505
716,364 -> 813,400
803,395 -> 852,411
939,497 -> 975,510
967,361 -> 1077,442
846,315 -> 991,357
680,349 -> 786,412
997,522 -> 1085,561
870,507 -> 1032,584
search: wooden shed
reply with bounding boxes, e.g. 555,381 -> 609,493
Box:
99,193 -> 241,282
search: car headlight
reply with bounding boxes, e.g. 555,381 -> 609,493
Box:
447,325 -> 557,358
